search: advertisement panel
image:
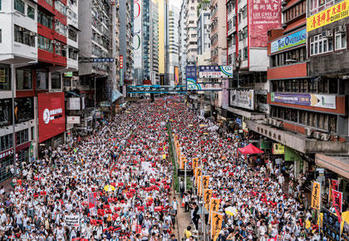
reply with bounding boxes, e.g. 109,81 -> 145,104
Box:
67,98 -> 80,110
38,92 -> 65,143
174,66 -> 179,85
67,116 -> 80,124
230,89 -> 255,110
307,1 -> 349,32
271,92 -> 336,109
322,208 -> 341,241
249,0 -> 282,47
133,0 -> 142,69
198,66 -> 233,78
186,66 -> 200,90
311,182 -> 321,210
271,28 -> 306,53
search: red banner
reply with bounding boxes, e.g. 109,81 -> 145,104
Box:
38,92 -> 65,143
249,0 -> 282,47
332,190 -> 342,223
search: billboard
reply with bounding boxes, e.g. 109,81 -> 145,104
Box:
186,66 -> 200,90
271,28 -> 306,54
249,0 -> 282,47
230,89 -> 255,110
198,66 -> 233,78
174,66 -> 179,85
307,1 -> 348,32
38,92 -> 65,143
133,0 -> 142,69
271,92 -> 336,109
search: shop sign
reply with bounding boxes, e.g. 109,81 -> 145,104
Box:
271,92 -> 336,109
186,66 -> 199,90
311,182 -> 321,210
0,149 -> 13,160
38,92 -> 65,143
307,0 -> 349,32
67,98 -> 81,110
271,28 -> 306,53
0,142 -> 31,160
272,143 -> 285,154
284,146 -> 302,162
67,116 -> 80,124
198,66 -> 233,79
230,89 -> 255,110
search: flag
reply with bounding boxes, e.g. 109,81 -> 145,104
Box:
211,212 -> 223,240
332,190 -> 342,223
202,175 -> 210,189
204,189 -> 213,210
311,182 -> 321,210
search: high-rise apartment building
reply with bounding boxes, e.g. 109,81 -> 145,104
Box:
167,4 -> 179,86
178,1 -> 187,84
184,0 -> 198,65
197,8 -> 211,65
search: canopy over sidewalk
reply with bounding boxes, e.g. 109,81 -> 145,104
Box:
238,143 -> 264,155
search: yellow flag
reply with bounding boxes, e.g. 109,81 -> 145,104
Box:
195,168 -> 201,186
204,189 -> 213,210
211,212 -> 223,240
202,175 -> 210,189
311,182 -> 321,210
192,158 -> 199,169
209,198 -> 221,224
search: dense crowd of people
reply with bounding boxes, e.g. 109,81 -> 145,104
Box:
0,99 -> 178,241
170,101 -> 322,241
0,96 -> 342,241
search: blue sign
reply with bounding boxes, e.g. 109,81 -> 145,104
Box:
271,28 -> 306,54
186,66 -> 201,90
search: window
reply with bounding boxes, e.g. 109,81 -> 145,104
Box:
27,5 -> 35,19
14,0 -> 25,14
243,47 -> 248,60
0,99 -> 12,128
15,98 -> 33,123
68,28 -> 77,42
0,133 -> 13,152
0,29 -> 1,43
64,78 -> 71,87
14,25 -> 36,47
55,0 -> 67,16
38,35 -> 53,52
38,10 -> 53,29
55,20 -> 67,36
16,68 -> 32,90
335,31 -> 346,50
36,71 -> 48,89
51,72 -> 61,89
310,34 -> 332,56
68,47 -> 78,60
15,129 -> 29,145
0,65 -> 10,90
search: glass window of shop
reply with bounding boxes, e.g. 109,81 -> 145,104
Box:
0,134 -> 13,152
0,65 -> 11,90
36,71 -> 48,89
14,98 -> 34,124
16,68 -> 32,90
0,99 -> 12,128
15,129 -> 29,145
51,72 -> 61,89
0,155 -> 13,182
17,148 -> 29,165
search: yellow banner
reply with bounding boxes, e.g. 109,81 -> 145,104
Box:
211,212 -> 223,240
198,178 -> 202,196
272,143 -> 285,155
209,198 -> 221,224
204,189 -> 213,210
202,175 -> 210,189
311,182 -> 321,210
192,158 -> 199,169
195,168 -> 202,186
307,0 -> 349,32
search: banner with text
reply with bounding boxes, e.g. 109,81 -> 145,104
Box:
230,89 -> 255,110
271,92 -> 336,109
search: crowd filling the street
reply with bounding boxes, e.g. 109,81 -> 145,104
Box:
0,97 -> 347,241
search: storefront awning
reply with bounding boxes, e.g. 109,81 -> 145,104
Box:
112,90 -> 122,103
315,154 -> 349,179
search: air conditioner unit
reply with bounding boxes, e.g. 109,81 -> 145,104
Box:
268,118 -> 273,125
30,32 -> 36,36
272,119 -> 278,126
286,58 -> 297,63
276,121 -> 283,128
18,27 -> 24,32
321,133 -> 330,141
313,131 -> 321,139
305,128 -> 312,137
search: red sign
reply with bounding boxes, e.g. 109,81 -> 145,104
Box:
119,55 -> 124,69
332,190 -> 342,223
38,92 -> 65,143
249,0 -> 282,47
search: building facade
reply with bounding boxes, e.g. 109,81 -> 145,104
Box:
178,0 -> 187,84
167,4 -> 179,86
184,0 -> 198,65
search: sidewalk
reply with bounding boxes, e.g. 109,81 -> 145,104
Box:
175,193 -> 192,241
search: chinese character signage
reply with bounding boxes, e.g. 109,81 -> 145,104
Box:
271,92 -> 336,109
271,28 -> 306,53
186,66 -> 200,90
249,0 -> 282,47
198,66 -> 233,78
332,190 -> 342,223
307,1 -> 349,32
311,182 -> 321,210
272,143 -> 285,154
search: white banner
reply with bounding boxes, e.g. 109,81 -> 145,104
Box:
230,89 -> 255,110
67,98 -> 80,110
65,215 -> 80,227
67,116 -> 80,124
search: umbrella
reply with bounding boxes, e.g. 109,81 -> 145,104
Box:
225,206 -> 237,216
104,185 -> 115,192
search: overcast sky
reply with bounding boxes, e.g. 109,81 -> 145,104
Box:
170,0 -> 183,9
